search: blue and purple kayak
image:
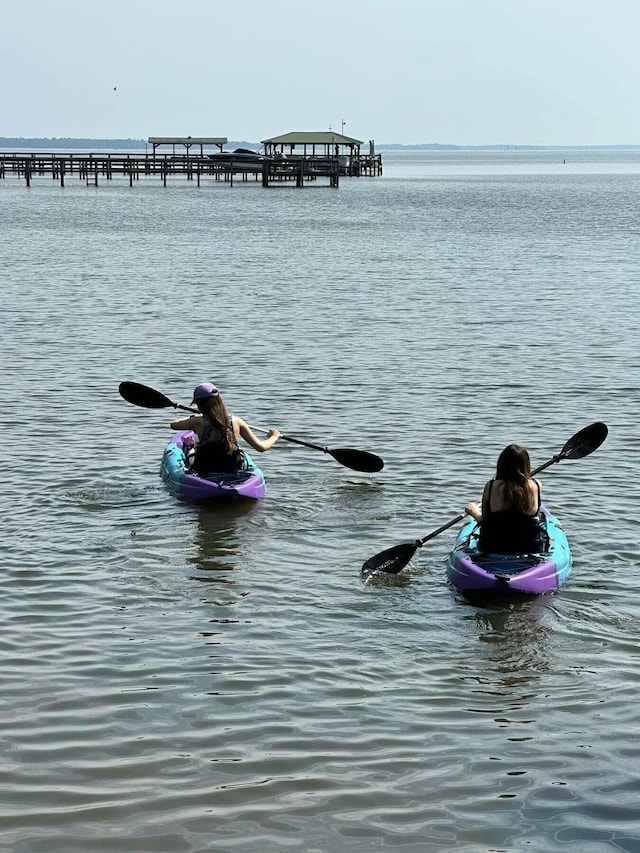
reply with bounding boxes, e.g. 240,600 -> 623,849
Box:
160,430 -> 266,502
446,506 -> 572,594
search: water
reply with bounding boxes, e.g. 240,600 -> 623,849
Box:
1,149 -> 639,852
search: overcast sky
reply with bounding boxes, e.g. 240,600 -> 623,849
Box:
3,0 -> 640,146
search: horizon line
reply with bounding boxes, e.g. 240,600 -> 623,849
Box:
1,136 -> 640,150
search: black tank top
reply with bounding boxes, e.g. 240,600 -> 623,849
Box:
478,479 -> 542,555
193,416 -> 244,474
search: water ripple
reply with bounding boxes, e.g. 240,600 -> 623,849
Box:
1,152 -> 639,851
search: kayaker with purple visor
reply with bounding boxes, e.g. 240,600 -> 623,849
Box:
170,382 -> 280,475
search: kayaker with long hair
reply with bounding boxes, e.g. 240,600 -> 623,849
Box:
170,382 -> 280,474
465,444 -> 544,554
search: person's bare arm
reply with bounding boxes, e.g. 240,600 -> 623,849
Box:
236,417 -> 280,452
466,481 -> 490,521
170,414 -> 202,432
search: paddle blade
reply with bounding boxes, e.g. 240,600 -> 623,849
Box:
361,541 -> 420,576
329,448 -> 384,473
562,421 -> 608,460
119,381 -> 174,409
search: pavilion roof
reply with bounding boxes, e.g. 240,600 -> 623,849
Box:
261,131 -> 363,146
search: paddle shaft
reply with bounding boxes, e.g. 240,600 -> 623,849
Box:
250,425 -> 325,453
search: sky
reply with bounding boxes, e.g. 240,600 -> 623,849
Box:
3,0 -> 640,146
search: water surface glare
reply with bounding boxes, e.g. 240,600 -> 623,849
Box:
1,149 -> 639,852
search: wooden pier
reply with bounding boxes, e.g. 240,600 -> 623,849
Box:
0,150 -> 382,189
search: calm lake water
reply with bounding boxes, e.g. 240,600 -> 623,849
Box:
1,149 -> 639,852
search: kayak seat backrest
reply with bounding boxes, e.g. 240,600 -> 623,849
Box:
193,442 -> 245,475
478,510 -> 544,556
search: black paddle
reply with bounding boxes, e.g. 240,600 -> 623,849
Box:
361,421 -> 608,577
247,424 -> 384,473
119,381 -> 197,413
118,381 -> 384,473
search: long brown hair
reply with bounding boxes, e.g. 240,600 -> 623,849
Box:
495,444 -> 532,512
197,395 -> 236,454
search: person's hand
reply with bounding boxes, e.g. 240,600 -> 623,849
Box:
267,428 -> 281,441
465,502 -> 481,520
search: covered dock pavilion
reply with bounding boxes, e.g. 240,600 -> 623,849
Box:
260,131 -> 382,176
261,131 -> 362,160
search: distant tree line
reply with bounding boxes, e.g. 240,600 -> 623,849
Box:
0,137 -> 146,149
0,137 -> 264,150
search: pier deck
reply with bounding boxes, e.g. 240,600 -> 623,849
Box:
0,151 -> 382,188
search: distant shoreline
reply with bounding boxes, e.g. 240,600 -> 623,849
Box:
1,137 -> 640,151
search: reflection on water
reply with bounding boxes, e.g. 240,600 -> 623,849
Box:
463,595 -> 553,685
187,500 -> 261,577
